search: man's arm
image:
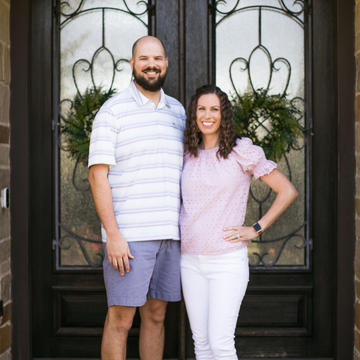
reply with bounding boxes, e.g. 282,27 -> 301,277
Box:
88,164 -> 134,275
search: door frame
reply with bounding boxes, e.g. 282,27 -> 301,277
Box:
10,0 -> 354,358
335,0 -> 355,357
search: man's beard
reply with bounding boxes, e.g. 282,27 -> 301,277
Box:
133,67 -> 167,91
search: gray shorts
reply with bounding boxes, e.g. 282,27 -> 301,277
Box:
103,240 -> 181,307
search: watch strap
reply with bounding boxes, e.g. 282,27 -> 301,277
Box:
252,222 -> 263,234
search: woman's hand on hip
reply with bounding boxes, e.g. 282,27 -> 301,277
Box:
223,226 -> 258,242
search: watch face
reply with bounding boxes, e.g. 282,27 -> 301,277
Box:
253,222 -> 262,232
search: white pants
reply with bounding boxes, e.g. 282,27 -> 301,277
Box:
181,248 -> 249,360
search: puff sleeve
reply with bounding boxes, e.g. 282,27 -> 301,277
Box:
233,137 -> 277,179
88,106 -> 118,168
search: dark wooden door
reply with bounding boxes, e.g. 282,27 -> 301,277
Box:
30,0 -> 339,358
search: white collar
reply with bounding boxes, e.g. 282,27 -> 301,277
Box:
130,81 -> 168,109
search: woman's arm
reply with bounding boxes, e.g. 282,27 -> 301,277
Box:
224,169 -> 298,242
256,169 -> 299,231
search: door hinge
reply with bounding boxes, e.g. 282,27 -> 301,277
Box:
52,119 -> 57,131
52,239 -> 57,250
308,238 -> 313,250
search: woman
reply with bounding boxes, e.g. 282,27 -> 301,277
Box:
179,85 -> 298,359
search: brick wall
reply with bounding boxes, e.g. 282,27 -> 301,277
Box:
0,0 -> 11,358
355,0 -> 360,358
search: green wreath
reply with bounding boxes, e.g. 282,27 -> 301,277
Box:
232,89 -> 305,161
61,87 -> 116,165
61,87 -> 304,165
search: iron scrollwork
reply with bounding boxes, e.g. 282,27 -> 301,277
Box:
213,0 -> 310,268
60,0 -> 152,25
213,0 -> 304,27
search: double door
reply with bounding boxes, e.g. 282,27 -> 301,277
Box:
30,0 -> 338,358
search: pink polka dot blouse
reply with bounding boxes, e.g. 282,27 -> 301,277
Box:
179,137 -> 277,255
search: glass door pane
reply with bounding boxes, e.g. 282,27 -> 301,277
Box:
215,0 -> 310,268
56,0 -> 151,268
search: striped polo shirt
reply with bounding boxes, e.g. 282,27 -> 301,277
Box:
88,81 -> 186,242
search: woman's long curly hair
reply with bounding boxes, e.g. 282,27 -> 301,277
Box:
184,84 -> 238,159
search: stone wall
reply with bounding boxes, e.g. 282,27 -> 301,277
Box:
0,0 -> 11,359
355,0 -> 360,358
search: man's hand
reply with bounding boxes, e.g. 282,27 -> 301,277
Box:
106,230 -> 134,276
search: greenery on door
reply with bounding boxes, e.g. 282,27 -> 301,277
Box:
61,86 -> 304,164
61,87 -> 116,165
232,89 -> 305,161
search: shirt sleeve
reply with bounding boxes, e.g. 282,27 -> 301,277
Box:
88,107 -> 118,168
233,137 -> 277,179
177,104 -> 186,131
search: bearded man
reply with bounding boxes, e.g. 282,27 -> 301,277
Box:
88,36 -> 185,360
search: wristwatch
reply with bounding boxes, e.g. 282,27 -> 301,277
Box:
252,222 -> 263,235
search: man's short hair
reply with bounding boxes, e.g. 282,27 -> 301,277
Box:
132,36 -> 167,58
